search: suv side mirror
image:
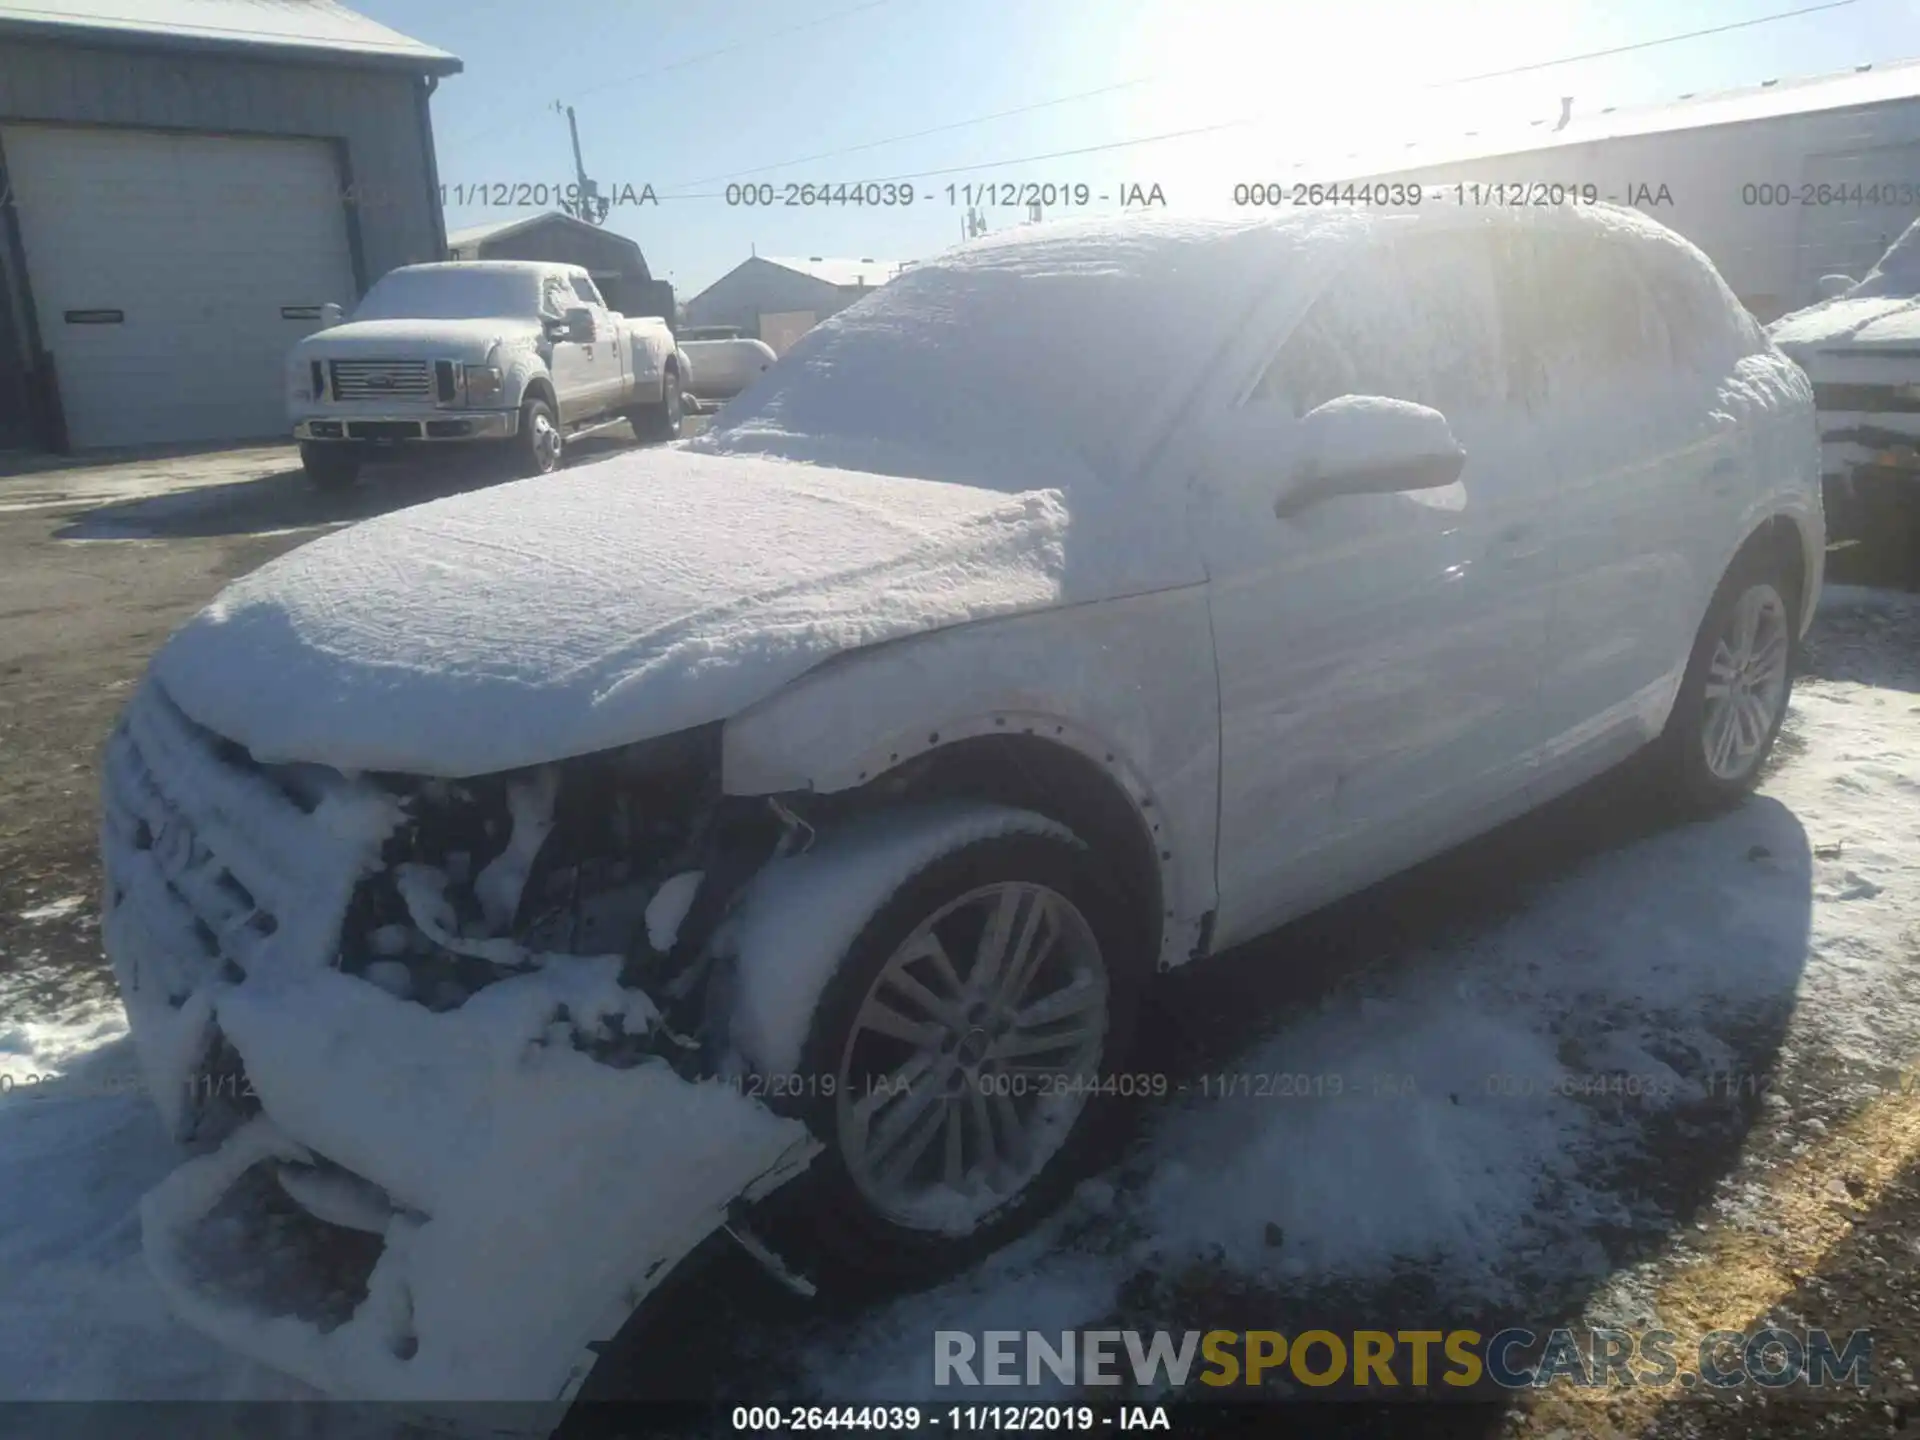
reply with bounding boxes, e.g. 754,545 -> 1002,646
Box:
1275,395 -> 1466,519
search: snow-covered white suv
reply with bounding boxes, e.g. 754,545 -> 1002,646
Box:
104,205 -> 1821,1406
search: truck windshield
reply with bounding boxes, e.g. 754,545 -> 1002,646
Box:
1849,218 -> 1920,299
352,268 -> 543,320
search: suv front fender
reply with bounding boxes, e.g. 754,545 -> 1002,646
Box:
719,586 -> 1221,971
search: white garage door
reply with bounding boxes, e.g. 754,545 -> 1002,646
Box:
2,124 -> 361,449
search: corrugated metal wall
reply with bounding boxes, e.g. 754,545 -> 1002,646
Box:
1347,99 -> 1920,321
0,35 -> 445,446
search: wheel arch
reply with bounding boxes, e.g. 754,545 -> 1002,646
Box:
832,730 -> 1170,975
521,374 -> 558,412
1729,511 -> 1816,635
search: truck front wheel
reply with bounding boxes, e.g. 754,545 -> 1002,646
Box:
299,441 -> 361,492
513,395 -> 564,477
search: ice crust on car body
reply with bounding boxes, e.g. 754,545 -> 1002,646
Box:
143,961 -> 810,1403
723,803 -> 1076,1078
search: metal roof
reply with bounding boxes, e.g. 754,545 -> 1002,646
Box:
445,212 -> 646,256
1340,55 -> 1920,178
0,0 -> 461,74
759,255 -> 906,288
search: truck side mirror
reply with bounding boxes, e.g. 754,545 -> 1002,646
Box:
319,302 -> 343,329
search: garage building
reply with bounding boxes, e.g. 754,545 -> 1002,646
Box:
683,255 -> 905,355
1340,58 -> 1920,323
0,0 -> 460,453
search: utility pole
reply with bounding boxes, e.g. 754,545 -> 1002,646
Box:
551,101 -> 609,225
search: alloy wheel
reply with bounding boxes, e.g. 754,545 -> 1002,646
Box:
1700,581 -> 1790,782
833,882 -> 1109,1234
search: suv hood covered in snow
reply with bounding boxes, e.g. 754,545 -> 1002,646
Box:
153,448 -> 1196,775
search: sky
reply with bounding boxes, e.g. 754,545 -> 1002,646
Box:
356,0 -> 1920,299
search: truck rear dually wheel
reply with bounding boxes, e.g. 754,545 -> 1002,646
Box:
628,374 -> 683,443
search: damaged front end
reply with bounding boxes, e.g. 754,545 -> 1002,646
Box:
101,678 -> 820,1405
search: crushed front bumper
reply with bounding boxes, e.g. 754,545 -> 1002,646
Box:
102,680 -> 817,1404
137,971 -> 815,1404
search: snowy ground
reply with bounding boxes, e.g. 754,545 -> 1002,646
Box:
2,585 -> 1917,1437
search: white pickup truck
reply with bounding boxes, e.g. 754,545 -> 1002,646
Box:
287,260 -> 686,490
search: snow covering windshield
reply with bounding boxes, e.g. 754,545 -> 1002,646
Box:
691,215 -> 1356,492
1846,217 -> 1920,299
351,267 -> 545,321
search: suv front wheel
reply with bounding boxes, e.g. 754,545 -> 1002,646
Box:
764,828 -> 1144,1288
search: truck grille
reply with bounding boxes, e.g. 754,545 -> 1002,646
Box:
329,359 -> 433,403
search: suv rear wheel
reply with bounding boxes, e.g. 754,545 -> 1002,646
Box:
1654,544 -> 1799,814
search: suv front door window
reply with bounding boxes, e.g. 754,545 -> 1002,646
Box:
1200,223 -> 1552,948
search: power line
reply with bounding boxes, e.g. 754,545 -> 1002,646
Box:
573,0 -> 901,101
661,76 -> 1158,192
656,0 -> 1859,192
450,0 -> 902,146
1429,0 -> 1857,88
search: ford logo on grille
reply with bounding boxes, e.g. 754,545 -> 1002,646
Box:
367,375 -> 395,389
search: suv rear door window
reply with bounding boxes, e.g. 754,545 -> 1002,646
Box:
1493,228 -> 1673,404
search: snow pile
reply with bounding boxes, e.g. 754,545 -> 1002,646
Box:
789,663 -> 1920,1400
153,451 -> 1080,776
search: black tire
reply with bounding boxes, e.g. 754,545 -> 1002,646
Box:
628,372 -> 683,442
1651,543 -> 1800,816
513,394 -> 564,477
299,440 -> 360,492
760,826 -> 1145,1292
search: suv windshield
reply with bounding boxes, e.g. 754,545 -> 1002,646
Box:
693,220 -> 1329,490
352,268 -> 543,320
